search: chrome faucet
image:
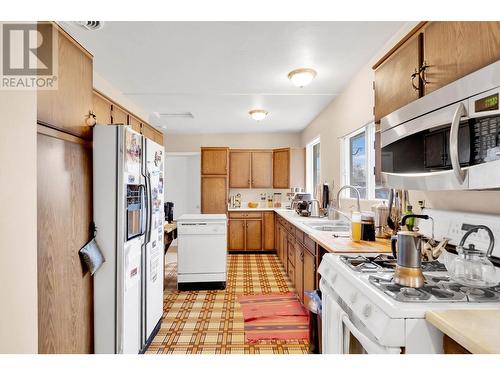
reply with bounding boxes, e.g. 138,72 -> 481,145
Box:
332,185 -> 361,221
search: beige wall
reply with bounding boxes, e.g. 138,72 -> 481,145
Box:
164,132 -> 302,152
0,89 -> 38,353
300,22 -> 500,215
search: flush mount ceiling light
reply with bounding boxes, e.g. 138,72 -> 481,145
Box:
288,68 -> 317,87
249,109 -> 268,121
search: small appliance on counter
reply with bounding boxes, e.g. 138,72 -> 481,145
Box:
164,201 -> 174,223
291,193 -> 312,211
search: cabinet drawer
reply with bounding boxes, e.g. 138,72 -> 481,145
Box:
229,211 -> 263,219
304,235 -> 316,256
287,262 -> 295,283
295,228 -> 304,244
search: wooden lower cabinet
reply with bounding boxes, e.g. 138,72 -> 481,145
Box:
263,212 -> 275,250
246,220 -> 262,250
294,243 -> 304,303
303,247 -> 316,296
273,215 -> 318,304
201,176 -> 227,214
228,219 -> 245,250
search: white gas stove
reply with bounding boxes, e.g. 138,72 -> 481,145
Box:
318,208 -> 500,354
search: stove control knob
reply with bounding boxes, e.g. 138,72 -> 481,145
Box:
349,292 -> 357,303
362,304 -> 372,318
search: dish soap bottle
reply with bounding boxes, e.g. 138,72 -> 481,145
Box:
403,205 -> 415,231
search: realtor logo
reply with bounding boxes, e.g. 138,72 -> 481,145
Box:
1,22 -> 58,90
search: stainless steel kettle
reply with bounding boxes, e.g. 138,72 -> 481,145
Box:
391,214 -> 431,288
308,199 -> 321,218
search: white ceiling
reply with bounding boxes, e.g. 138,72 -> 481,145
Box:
62,22 -> 405,134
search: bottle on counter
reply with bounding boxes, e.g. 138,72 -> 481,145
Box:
351,211 -> 362,242
403,205 -> 415,231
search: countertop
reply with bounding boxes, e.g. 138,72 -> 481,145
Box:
425,309 -> 500,354
227,206 -> 391,254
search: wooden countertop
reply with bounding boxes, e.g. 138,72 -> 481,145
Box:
426,309 -> 500,354
309,231 -> 391,253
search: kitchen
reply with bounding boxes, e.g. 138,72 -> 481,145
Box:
1,1 -> 500,371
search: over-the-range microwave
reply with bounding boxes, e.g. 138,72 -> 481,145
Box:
380,60 -> 500,191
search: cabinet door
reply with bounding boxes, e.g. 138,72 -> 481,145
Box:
245,220 -> 262,250
201,148 -> 228,175
111,105 -> 128,125
128,115 -> 142,134
228,219 -> 246,250
201,176 -> 227,214
423,22 -> 500,95
287,236 -> 295,267
273,148 -> 290,188
295,244 -> 304,302
263,212 -> 275,250
374,32 -> 421,122
303,247 -> 316,295
92,92 -> 112,125
251,151 -> 273,188
37,25 -> 93,139
229,151 -> 251,188
37,133 -> 93,353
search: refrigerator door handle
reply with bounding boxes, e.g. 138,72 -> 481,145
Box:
140,184 -> 147,236
146,172 -> 153,243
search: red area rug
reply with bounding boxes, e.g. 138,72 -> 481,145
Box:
238,292 -> 309,342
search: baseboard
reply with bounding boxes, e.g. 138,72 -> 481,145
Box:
177,281 -> 226,291
229,250 -> 277,255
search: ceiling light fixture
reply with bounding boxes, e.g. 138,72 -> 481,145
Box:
249,109 -> 268,121
288,68 -> 317,87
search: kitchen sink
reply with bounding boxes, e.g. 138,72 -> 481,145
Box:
302,220 -> 350,233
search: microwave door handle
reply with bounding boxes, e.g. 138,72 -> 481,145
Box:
449,102 -> 467,184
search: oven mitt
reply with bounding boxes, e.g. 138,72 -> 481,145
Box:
79,238 -> 105,275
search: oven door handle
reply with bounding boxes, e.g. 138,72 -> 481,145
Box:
341,314 -> 400,354
449,102 -> 468,184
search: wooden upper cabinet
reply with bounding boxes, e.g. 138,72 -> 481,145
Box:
422,22 -> 500,95
229,151 -> 251,188
245,220 -> 262,250
273,148 -> 290,188
37,24 -> 93,139
201,175 -> 227,214
374,32 -> 421,122
111,105 -> 128,125
201,147 -> 229,175
128,115 -> 142,134
92,92 -> 112,125
251,151 -> 273,188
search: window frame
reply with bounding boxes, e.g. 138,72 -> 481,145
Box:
340,122 -> 378,200
306,136 -> 321,196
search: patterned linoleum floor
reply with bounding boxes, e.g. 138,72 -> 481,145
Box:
146,252 -> 310,354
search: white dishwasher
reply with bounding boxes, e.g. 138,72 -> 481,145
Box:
176,214 -> 227,290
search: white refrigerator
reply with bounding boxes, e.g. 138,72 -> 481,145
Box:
93,125 -> 164,354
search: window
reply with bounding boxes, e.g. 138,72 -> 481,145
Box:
306,137 -> 321,197
341,123 -> 388,200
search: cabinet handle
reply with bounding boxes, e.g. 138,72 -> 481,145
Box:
418,61 -> 430,87
411,68 -> 420,92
